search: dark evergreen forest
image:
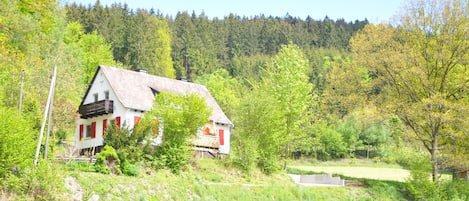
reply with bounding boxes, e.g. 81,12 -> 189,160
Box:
64,2 -> 368,81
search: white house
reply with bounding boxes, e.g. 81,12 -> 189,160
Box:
75,65 -> 233,156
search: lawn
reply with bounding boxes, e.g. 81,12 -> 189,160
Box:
63,159 -> 381,201
289,159 -> 452,182
290,165 -> 410,182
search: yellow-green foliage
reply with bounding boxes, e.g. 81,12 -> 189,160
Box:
94,145 -> 122,175
0,107 -> 35,191
150,92 -> 211,173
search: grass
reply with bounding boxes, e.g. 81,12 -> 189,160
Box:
69,171 -> 374,201
59,158 -> 411,200
289,159 -> 452,182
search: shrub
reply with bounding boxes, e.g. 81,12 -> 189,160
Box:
104,120 -> 154,164
156,144 -> 191,174
121,161 -> 139,176
26,161 -> 65,201
438,179 -> 469,200
258,152 -> 280,175
94,145 -> 121,175
230,133 -> 258,173
406,158 -> 438,200
149,92 -> 211,174
0,107 -> 36,191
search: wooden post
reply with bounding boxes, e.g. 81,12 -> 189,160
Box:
34,65 -> 57,165
44,79 -> 55,160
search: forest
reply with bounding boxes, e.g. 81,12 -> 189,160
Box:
1,0 -> 469,200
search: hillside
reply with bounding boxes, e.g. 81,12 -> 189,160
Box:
61,158 -> 406,201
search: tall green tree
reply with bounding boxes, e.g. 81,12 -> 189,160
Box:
78,30 -> 115,84
264,44 -> 313,167
195,69 -> 241,118
351,0 -> 469,181
171,11 -> 199,80
150,92 -> 211,173
152,17 -> 175,78
321,55 -> 370,119
127,10 -> 175,77
232,87 -> 284,174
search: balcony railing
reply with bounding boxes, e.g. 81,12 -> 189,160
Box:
192,134 -> 219,149
79,99 -> 113,119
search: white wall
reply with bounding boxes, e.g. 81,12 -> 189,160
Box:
75,114 -> 112,149
76,69 -> 231,154
217,124 -> 231,154
76,69 -> 137,149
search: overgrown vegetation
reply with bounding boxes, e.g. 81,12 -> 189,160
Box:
101,92 -> 211,174
149,92 -> 212,173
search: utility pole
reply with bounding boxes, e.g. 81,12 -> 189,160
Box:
44,81 -> 55,160
34,65 -> 57,165
18,70 -> 24,113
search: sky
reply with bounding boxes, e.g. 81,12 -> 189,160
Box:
63,0 -> 407,23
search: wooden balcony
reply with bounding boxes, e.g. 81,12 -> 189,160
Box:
79,100 -> 113,119
192,134 -> 219,149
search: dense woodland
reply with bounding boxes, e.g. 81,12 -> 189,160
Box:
1,0 -> 469,199
64,2 -> 368,81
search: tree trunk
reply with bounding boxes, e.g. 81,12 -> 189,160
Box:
283,143 -> 289,170
431,137 -> 439,182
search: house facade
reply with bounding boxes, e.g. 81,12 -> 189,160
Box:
75,65 -> 233,156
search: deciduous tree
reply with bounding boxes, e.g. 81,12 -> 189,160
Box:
150,92 -> 211,173
264,44 -> 313,167
351,0 -> 469,181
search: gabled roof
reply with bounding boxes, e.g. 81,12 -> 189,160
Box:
83,65 -> 233,126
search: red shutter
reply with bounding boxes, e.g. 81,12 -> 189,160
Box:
115,116 -> 121,128
152,119 -> 159,136
79,124 -> 84,140
102,119 -> 107,136
134,116 -> 141,125
219,129 -> 224,145
91,122 -> 96,138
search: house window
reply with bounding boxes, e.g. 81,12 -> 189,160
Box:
104,91 -> 109,99
93,93 -> 98,102
85,125 -> 92,138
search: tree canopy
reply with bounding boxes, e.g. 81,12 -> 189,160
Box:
351,0 -> 469,181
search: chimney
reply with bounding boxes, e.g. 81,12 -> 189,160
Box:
135,69 -> 148,74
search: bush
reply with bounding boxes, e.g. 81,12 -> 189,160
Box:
439,179 -> 469,200
94,145 -> 121,175
149,92 -> 211,174
121,161 -> 139,176
230,134 -> 258,173
156,144 -> 191,174
406,158 -> 438,200
26,161 -> 65,201
0,107 -> 36,191
258,152 -> 280,175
